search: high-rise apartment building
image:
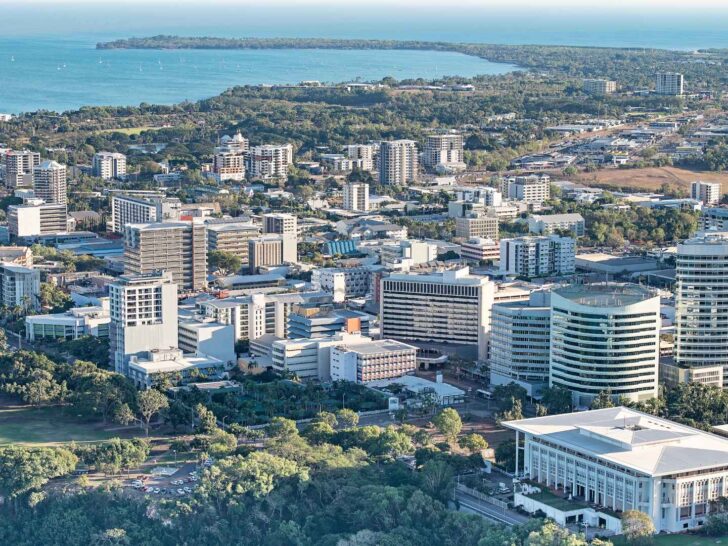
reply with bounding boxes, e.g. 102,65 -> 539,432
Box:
212,150 -> 246,182
93,152 -> 127,180
343,181 -> 370,212
4,150 -> 40,189
124,221 -> 207,291
346,144 -> 375,171
263,213 -> 297,237
655,72 -> 684,95
674,232 -> 728,387
550,283 -> 661,405
33,160 -> 67,205
500,235 -> 576,278
422,133 -> 465,172
109,271 -> 179,376
378,140 -> 418,185
582,79 -> 617,95
691,181 -> 721,206
8,199 -> 68,238
380,267 -> 495,361
110,194 -> 181,233
0,263 -> 41,311
247,144 -> 293,180
490,291 -> 551,397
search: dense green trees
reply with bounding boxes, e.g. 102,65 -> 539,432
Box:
0,445 -> 78,500
207,250 -> 242,275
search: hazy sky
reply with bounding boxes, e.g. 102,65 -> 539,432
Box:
1,0 -> 727,47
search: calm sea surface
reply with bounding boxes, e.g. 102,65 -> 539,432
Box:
2,4 -> 728,114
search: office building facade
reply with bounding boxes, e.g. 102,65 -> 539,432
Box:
124,221 -> 207,291
330,339 -> 418,383
490,291 -> 551,397
380,267 -> 495,360
550,283 -> 661,405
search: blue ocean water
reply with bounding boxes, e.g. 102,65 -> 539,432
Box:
1,3 -> 728,114
0,37 -> 514,114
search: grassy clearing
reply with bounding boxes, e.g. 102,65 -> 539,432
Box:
95,126 -> 159,135
612,535 -> 724,546
0,406 -> 126,446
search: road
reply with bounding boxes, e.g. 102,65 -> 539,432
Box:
455,489 -> 529,526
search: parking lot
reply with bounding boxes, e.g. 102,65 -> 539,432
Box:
126,459 -> 213,498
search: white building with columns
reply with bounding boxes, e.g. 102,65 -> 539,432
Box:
504,407 -> 728,534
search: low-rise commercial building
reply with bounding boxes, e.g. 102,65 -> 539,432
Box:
455,214 -> 499,240
330,339 -> 417,383
504,407 -> 728,534
460,237 -> 500,263
26,301 -> 110,341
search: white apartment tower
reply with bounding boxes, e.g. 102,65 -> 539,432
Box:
380,267 -> 495,361
93,152 -> 127,180
675,231 -> 728,387
550,283 -> 661,406
655,72 -> 684,95
4,150 -> 40,189
124,221 -> 207,291
33,160 -> 67,205
109,271 -> 179,376
378,140 -> 418,185
343,181 -> 370,212
499,235 -> 576,277
247,144 -> 293,180
423,133 -> 465,172
690,181 -> 721,206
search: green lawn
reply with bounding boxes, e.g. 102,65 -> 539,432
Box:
613,535 -> 725,546
0,406 -> 124,445
95,126 -> 160,135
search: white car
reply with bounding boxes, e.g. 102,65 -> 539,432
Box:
153,488 -> 161,494
183,487 -> 191,493
177,488 -> 185,495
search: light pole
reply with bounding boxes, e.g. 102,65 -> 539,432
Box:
222,415 -> 229,431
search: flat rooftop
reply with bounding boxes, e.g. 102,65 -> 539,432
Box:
503,407 -> 728,477
339,339 -> 416,355
553,283 -> 655,308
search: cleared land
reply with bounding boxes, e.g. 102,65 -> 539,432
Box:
0,405 -> 133,446
95,126 -> 160,135
570,166 -> 728,195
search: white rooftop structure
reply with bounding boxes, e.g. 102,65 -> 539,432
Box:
504,407 -> 728,533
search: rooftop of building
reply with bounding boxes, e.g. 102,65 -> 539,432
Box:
368,374 -> 465,399
129,351 -> 223,375
386,266 -> 489,286
503,406 -> 728,477
553,283 -> 655,308
530,213 -> 585,222
336,339 -> 416,355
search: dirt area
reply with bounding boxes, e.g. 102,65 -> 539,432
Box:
570,166 -> 728,194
